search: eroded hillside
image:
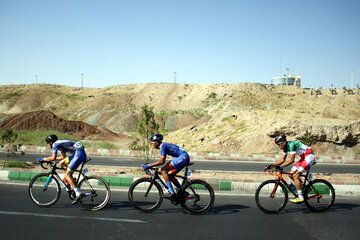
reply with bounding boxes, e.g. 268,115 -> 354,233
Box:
0,83 -> 359,155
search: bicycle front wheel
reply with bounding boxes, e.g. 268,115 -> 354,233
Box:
28,173 -> 61,207
304,179 -> 335,212
255,180 -> 288,214
128,178 -> 163,213
180,180 -> 215,215
78,176 -> 111,211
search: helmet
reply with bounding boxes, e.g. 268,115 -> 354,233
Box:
275,134 -> 286,145
150,133 -> 163,142
45,134 -> 58,144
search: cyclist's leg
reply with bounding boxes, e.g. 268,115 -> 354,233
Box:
161,163 -> 176,194
290,156 -> 315,203
168,153 -> 190,190
59,157 -> 69,168
67,150 -> 87,202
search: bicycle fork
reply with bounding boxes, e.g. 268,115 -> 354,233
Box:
270,180 -> 282,198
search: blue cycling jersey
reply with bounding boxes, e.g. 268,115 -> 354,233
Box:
160,142 -> 187,158
52,140 -> 84,155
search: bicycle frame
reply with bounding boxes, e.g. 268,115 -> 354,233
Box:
266,167 -> 313,198
42,159 -> 90,191
144,164 -> 192,197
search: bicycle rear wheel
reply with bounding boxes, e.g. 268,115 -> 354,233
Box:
28,173 -> 61,207
180,180 -> 215,215
255,180 -> 288,214
304,179 -> 335,212
128,178 -> 163,213
78,176 -> 111,211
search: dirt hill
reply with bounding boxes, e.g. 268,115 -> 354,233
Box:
0,83 -> 359,156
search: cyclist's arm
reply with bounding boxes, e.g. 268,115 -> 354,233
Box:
43,152 -> 66,162
150,155 -> 166,167
43,153 -> 57,162
274,153 -> 287,166
280,154 -> 295,168
56,152 -> 67,161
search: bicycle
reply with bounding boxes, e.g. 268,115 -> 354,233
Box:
28,159 -> 111,211
128,163 -> 215,215
255,165 -> 335,214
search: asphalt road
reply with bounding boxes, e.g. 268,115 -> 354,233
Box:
1,183 -> 360,240
2,152 -> 360,174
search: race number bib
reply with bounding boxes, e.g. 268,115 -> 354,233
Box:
74,142 -> 84,149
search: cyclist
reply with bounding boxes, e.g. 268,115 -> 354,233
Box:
143,133 -> 190,199
271,134 -> 316,203
37,134 -> 87,204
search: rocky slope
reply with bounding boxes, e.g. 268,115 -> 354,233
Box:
0,83 -> 359,155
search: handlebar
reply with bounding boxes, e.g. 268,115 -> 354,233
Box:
40,161 -> 55,170
144,167 -> 158,176
265,165 -> 283,172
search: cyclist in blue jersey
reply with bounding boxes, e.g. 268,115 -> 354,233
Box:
271,134 -> 316,203
37,134 -> 87,204
143,134 -> 190,199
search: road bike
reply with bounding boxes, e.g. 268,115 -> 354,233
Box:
28,159 -> 110,211
255,165 -> 335,214
128,163 -> 215,215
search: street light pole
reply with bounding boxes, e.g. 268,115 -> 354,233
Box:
81,73 -> 84,89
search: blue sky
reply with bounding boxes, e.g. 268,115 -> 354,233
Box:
1,0 -> 359,89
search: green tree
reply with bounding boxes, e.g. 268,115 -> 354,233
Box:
136,103 -> 159,162
298,130 -> 317,146
1,129 -> 21,167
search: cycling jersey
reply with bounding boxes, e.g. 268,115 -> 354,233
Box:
160,142 -> 190,173
160,142 -> 187,158
52,140 -> 86,172
52,140 -> 84,155
283,141 -> 312,157
284,141 -> 315,173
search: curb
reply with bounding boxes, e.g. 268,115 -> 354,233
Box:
2,169 -> 359,197
8,145 -> 360,165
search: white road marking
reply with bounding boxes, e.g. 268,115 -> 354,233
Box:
0,210 -> 147,223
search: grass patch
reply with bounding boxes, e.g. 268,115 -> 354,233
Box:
85,141 -> 118,149
4,161 -> 26,168
65,94 -> 84,101
0,130 -> 119,150
0,130 -> 79,146
157,109 -> 206,118
0,92 -> 20,101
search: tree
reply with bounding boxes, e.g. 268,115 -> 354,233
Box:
136,103 -> 159,162
1,129 -> 21,167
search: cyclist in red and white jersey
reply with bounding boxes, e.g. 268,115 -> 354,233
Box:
272,134 -> 316,203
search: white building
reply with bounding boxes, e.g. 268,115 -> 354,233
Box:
271,75 -> 301,87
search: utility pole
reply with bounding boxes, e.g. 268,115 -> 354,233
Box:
35,75 -> 38,84
81,73 -> 84,89
351,70 -> 354,89
173,72 -> 176,84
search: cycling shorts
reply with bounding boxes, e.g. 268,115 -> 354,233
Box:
291,151 -> 315,173
65,149 -> 87,173
166,152 -> 190,174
